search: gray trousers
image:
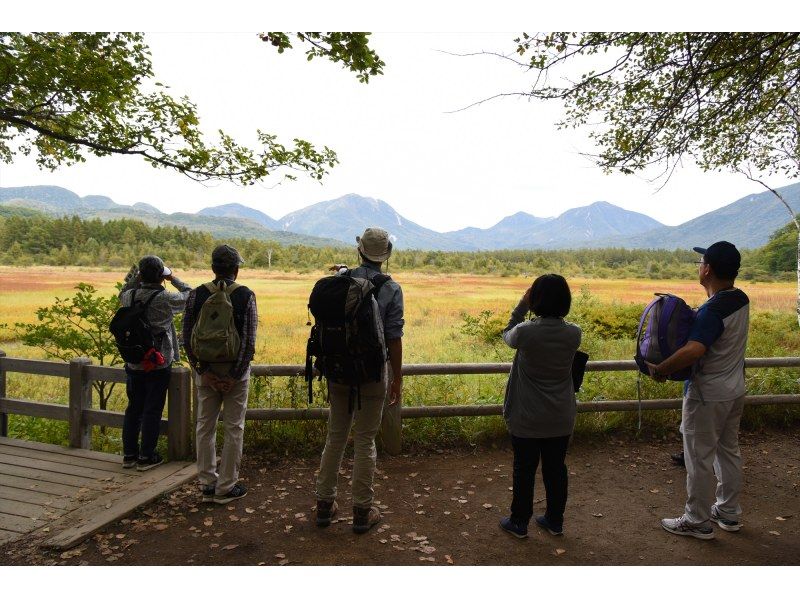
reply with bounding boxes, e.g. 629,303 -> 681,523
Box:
315,370 -> 388,508
681,395 -> 745,525
196,375 -> 249,496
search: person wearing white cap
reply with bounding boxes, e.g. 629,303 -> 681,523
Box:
118,255 -> 192,470
315,227 -> 405,534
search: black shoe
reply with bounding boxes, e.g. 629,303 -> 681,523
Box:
535,515 -> 563,536
352,505 -> 381,534
499,516 -> 528,539
670,451 -> 685,467
316,499 -> 338,527
213,482 -> 247,505
136,453 -> 164,471
123,455 -> 138,469
201,485 -> 216,503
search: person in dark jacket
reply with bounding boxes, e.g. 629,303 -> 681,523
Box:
499,274 -> 581,539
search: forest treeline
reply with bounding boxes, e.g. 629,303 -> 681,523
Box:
0,208 -> 794,280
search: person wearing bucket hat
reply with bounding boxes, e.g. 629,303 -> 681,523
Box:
117,255 -> 192,471
314,226 -> 404,534
645,241 -> 749,540
183,244 -> 257,505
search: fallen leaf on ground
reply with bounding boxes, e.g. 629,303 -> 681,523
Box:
154,524 -> 168,531
482,503 -> 493,509
279,559 -> 289,565
229,515 -> 240,522
222,544 -> 238,550
419,556 -> 435,562
554,549 -> 566,556
409,473 -> 418,477
203,518 -> 213,527
592,513 -> 604,518
445,555 -> 454,564
274,553 -> 285,558
649,489 -> 660,494
245,508 -> 256,514
769,531 -> 781,536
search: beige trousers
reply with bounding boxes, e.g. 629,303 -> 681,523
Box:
681,395 -> 745,524
195,375 -> 249,496
315,370 -> 388,508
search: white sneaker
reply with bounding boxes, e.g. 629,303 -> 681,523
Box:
710,505 -> 741,532
661,515 -> 715,540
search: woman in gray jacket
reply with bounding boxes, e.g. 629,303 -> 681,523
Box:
499,274 -> 581,539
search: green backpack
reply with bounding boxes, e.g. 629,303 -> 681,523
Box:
191,281 -> 242,363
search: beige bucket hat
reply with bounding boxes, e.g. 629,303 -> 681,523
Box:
357,227 -> 392,262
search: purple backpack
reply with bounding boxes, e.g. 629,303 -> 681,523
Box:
634,293 -> 696,381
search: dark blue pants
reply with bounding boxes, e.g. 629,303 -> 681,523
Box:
510,434 -> 570,526
123,366 -> 171,458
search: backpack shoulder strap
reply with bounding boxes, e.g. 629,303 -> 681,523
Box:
370,273 -> 391,294
203,282 -> 219,294
223,281 -> 241,295
635,295 -> 661,361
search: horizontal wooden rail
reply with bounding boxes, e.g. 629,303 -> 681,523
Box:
0,397 -> 69,421
250,357 -> 800,378
85,365 -> 127,384
84,408 -> 168,435
0,357 -> 70,377
242,394 -> 800,421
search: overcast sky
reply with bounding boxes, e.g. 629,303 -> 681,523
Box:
2,23 -> 796,232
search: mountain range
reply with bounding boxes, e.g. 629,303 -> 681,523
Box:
2,182 -> 799,251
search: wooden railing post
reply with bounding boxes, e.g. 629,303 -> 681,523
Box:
0,350 -> 7,437
68,357 -> 92,449
167,367 -> 192,461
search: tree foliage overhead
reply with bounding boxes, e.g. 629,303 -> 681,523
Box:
260,32 -> 385,83
0,32 -> 382,184
510,33 -> 800,179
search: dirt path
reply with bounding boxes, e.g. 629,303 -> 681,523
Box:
2,430 -> 799,566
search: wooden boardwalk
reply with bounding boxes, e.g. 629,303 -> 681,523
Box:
0,436 -> 196,550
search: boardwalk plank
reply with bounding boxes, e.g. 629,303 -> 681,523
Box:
0,473 -> 89,497
0,453 -> 133,482
0,443 -> 129,474
44,462 -> 197,549
0,486 -> 73,510
0,463 -> 110,490
0,437 -> 121,464
0,511 -> 45,534
0,497 -> 66,519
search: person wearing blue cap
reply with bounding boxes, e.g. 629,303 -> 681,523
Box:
645,241 -> 749,540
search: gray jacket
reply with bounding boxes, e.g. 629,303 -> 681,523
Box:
502,299 -> 582,438
119,277 -> 192,369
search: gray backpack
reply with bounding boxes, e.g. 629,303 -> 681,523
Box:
191,281 -> 241,363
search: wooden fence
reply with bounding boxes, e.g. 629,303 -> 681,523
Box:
1,349 -> 798,459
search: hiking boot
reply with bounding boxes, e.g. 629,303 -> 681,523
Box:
136,453 -> 164,471
499,516 -> 528,539
535,515 -> 563,536
213,482 -> 248,505
710,505 -> 741,532
670,451 -> 685,467
201,484 -> 216,504
352,505 -> 381,534
316,499 -> 338,527
123,455 -> 137,469
661,515 -> 715,540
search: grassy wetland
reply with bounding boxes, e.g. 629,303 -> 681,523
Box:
1,266 -> 798,454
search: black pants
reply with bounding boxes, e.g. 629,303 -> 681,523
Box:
510,434 -> 571,526
123,366 -> 171,458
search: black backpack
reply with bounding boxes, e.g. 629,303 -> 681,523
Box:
109,289 -> 164,364
305,271 -> 390,410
